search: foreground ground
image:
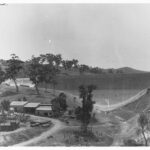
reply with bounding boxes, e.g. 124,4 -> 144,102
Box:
0,115 -> 53,146
0,84 -> 149,146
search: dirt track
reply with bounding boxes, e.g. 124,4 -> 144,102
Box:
112,115 -> 139,146
94,89 -> 147,112
63,88 -> 147,112
13,115 -> 66,146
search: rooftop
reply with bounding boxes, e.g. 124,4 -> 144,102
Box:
40,104 -> 52,106
10,101 -> 28,106
36,106 -> 52,111
24,102 -> 40,108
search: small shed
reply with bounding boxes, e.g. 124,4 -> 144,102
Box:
24,102 -> 40,114
10,101 -> 28,113
36,104 -> 52,117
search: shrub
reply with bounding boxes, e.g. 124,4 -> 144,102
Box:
1,90 -> 17,97
123,139 -> 143,146
1,99 -> 10,111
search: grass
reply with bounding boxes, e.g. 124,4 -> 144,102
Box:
111,109 -> 136,121
0,85 -> 79,109
30,116 -> 120,146
0,90 -> 17,97
30,126 -> 114,146
1,126 -> 50,146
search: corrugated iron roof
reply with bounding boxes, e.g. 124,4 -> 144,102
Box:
40,104 -> 52,106
24,102 -> 40,108
36,106 -> 52,111
10,101 -> 28,106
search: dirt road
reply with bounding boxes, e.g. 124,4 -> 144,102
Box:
112,115 -> 139,146
94,89 -> 147,112
13,115 -> 66,146
112,122 -> 129,146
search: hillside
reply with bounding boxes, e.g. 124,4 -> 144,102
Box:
39,73 -> 150,90
116,67 -> 148,74
0,85 -> 79,109
110,89 -> 150,121
1,59 -> 150,90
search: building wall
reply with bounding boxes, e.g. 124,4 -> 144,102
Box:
35,110 -> 52,116
24,107 -> 36,114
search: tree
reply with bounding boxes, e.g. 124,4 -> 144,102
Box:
54,54 -> 62,69
27,56 -> 44,95
58,92 -> 67,111
62,60 -> 67,70
79,64 -> 89,74
116,70 -> 123,74
1,99 -> 10,111
41,64 -> 54,92
90,67 -> 103,74
51,93 -> 67,117
23,96 -> 27,101
45,53 -> 55,65
43,54 -> 60,93
138,113 -> 148,146
75,106 -> 82,120
108,69 -> 114,74
62,60 -> 75,70
72,59 -> 78,68
65,60 -> 74,70
78,84 -> 96,132
51,97 -> 61,117
0,67 -> 5,84
5,54 -> 23,92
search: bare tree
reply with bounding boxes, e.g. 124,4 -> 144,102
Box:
138,113 -> 148,146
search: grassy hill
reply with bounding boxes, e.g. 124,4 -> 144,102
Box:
116,67 -> 147,74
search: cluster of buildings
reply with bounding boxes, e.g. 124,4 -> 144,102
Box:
0,101 -> 54,131
10,101 -> 53,117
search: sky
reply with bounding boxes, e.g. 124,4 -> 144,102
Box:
0,4 -> 150,71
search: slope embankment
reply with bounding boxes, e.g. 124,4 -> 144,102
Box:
94,89 -> 148,112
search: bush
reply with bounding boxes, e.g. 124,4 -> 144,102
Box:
1,90 -> 17,97
1,99 -> 10,111
75,106 -> 82,120
123,139 -> 143,146
23,96 -> 27,101
58,93 -> 67,111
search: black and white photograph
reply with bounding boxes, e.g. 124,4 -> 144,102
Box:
0,2 -> 150,147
